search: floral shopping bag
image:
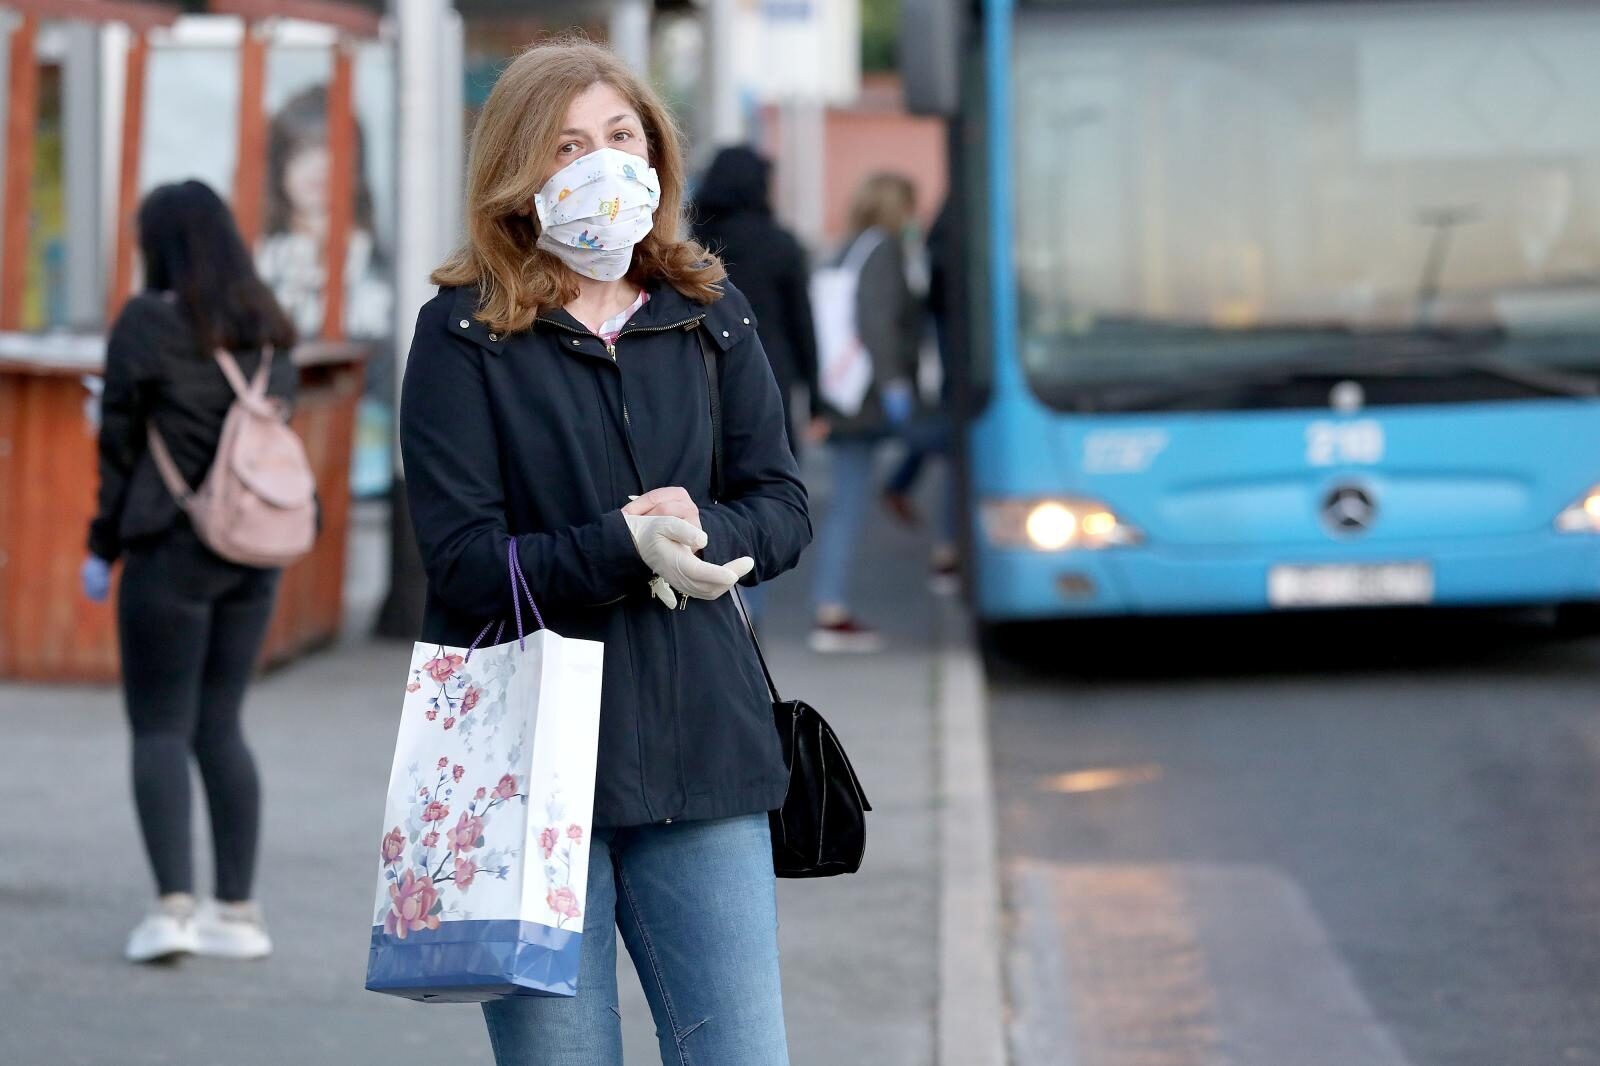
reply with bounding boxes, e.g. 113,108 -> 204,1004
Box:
366,544 -> 603,1002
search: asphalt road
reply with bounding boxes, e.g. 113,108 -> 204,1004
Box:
988,609 -> 1600,1066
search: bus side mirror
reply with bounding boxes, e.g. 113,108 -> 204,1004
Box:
901,0 -> 962,117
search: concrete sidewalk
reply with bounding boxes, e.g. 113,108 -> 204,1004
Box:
0,496 -> 971,1065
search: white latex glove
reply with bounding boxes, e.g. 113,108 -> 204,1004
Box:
623,513 -> 754,608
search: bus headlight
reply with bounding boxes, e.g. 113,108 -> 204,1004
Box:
1555,486 -> 1600,533
981,498 -> 1142,551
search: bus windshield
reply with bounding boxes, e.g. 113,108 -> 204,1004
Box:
1014,1 -> 1600,410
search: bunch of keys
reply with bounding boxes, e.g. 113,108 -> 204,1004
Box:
648,575 -> 688,610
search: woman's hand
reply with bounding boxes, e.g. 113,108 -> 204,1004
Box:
621,513 -> 753,608
81,555 -> 111,602
624,486 -> 700,529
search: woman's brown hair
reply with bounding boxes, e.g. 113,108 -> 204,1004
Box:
847,172 -> 916,238
433,37 -> 725,334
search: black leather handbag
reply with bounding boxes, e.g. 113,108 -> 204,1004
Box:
699,326 -> 873,877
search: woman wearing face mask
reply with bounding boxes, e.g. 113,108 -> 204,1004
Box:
401,38 -> 810,1066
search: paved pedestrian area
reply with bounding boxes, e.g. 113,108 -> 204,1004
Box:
0,490 -> 949,1066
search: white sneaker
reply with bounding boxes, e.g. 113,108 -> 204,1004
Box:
126,894 -> 199,963
195,900 -> 273,960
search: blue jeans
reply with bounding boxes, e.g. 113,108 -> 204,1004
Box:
885,416 -> 958,545
482,813 -> 789,1066
810,439 -> 879,612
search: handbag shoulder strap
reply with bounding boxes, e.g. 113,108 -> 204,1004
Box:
146,424 -> 195,506
696,324 -> 725,503
145,346 -> 279,508
840,227 -> 886,275
695,323 -> 781,704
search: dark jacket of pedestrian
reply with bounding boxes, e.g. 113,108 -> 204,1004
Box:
400,280 -> 811,828
692,146 -> 819,441
90,299 -> 296,562
824,174 -> 922,439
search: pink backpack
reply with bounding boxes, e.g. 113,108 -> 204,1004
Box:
147,348 -> 317,568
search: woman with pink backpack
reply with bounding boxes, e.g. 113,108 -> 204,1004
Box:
83,180 -> 309,964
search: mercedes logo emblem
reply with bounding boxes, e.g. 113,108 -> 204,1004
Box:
1322,484 -> 1377,533
1330,380 -> 1365,414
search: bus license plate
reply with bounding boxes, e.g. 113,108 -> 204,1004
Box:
1268,563 -> 1434,608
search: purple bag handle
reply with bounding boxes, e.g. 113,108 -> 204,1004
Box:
465,539 -> 547,660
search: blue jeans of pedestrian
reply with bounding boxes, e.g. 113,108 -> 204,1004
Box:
481,813 -> 789,1066
885,416 -> 957,545
810,439 -> 879,612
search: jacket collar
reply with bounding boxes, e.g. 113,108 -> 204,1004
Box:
446,278 -> 754,355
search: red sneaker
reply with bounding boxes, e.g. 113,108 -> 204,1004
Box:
808,616 -> 885,654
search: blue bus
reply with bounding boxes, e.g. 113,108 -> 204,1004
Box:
918,0 -> 1600,625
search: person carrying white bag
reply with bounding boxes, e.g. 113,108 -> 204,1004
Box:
393,38 -> 812,1066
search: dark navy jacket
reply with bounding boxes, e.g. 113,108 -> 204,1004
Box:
399,279 -> 811,828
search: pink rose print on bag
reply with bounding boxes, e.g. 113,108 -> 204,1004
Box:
449,813 -> 485,853
410,646 -> 495,733
378,757 -> 532,936
381,827 -> 405,865
531,801 -> 589,928
386,870 -> 442,940
547,886 -> 581,924
423,654 -> 464,683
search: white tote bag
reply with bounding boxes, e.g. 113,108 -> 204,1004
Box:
366,542 -> 604,1002
810,227 -> 886,418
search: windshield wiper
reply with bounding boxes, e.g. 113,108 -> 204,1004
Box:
1320,330 -> 1600,398
1078,330 -> 1599,412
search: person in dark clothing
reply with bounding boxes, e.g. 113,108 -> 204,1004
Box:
692,145 -> 819,454
408,41 -> 809,1065
692,145 -> 820,627
83,180 -> 298,965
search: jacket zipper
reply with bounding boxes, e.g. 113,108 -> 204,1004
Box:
604,342 -> 627,424
541,314 -> 705,429
532,314 -> 707,617
610,314 -> 705,429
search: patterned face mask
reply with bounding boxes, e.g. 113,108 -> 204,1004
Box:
533,148 -> 662,282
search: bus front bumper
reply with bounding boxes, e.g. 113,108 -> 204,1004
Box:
975,533 -> 1600,621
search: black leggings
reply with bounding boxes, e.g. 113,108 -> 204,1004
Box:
118,525 -> 279,902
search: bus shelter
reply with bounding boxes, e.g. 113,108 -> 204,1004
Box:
0,0 -> 389,682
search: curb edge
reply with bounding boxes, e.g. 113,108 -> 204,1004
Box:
935,599 -> 1008,1065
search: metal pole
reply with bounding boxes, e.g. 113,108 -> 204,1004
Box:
704,0 -> 742,150
608,0 -> 651,74
380,0 -> 461,640
62,22 -> 102,328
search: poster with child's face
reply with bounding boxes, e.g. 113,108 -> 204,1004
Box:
257,43 -> 395,345
140,27 -> 397,496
